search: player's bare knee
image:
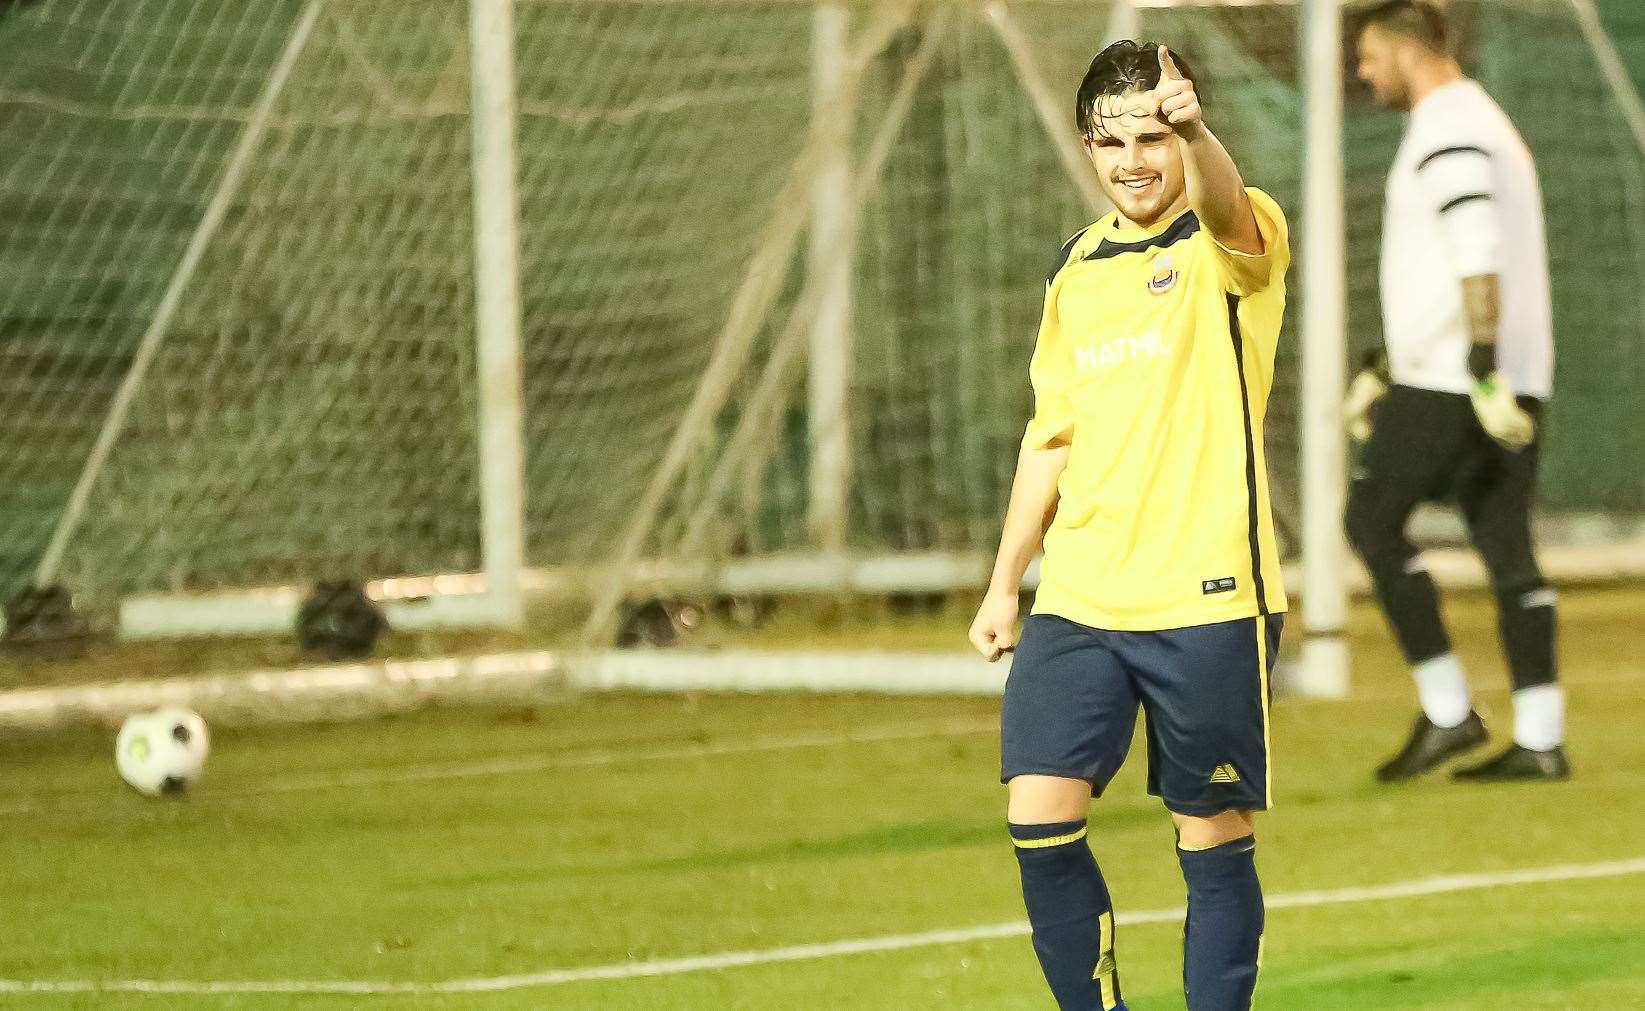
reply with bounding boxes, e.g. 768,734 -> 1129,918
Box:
1007,774 -> 1092,824
1172,809 -> 1255,850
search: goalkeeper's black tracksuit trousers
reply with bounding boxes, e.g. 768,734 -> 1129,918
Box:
1344,384 -> 1557,692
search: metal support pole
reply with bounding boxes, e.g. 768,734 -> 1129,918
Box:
807,2 -> 856,556
1296,0 -> 1350,697
468,0 -> 528,628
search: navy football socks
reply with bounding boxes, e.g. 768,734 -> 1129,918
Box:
1177,835 -> 1263,1010
1010,820 -> 1125,1011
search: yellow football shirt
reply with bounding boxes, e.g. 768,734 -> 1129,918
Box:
1024,186 -> 1289,631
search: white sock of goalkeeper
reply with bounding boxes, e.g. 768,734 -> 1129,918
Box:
1412,653 -> 1471,729
1512,684 -> 1565,751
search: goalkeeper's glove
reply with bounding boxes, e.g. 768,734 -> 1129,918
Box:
1344,371 -> 1386,443
1343,348 -> 1389,443
1470,373 -> 1535,450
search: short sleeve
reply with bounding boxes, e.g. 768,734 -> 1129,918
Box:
1209,187 -> 1290,297
1416,146 -> 1501,276
1021,279 -> 1074,451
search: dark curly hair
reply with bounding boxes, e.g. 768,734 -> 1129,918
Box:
1075,39 -> 1200,141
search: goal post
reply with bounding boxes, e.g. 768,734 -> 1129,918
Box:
1295,0 -> 1350,697
807,1 -> 856,557
468,0 -> 529,631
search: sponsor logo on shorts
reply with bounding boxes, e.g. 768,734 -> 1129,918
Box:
1209,763 -> 1242,784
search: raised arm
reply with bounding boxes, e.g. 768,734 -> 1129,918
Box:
1151,45 -> 1263,255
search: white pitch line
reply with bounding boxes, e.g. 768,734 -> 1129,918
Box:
248,716 -> 997,795
3,855 -> 1642,996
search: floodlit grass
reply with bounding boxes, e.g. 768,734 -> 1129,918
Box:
2,587 -> 1644,1008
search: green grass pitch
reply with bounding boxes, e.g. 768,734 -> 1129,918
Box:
3,588 -> 1644,1008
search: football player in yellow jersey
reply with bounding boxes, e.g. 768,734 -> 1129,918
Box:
968,41 -> 1287,1011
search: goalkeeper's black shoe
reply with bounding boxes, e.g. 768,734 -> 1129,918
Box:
1374,711 -> 1488,783
1452,743 -> 1571,783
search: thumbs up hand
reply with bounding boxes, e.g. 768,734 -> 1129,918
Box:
1151,45 -> 1202,137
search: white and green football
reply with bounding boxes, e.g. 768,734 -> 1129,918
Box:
115,707 -> 210,796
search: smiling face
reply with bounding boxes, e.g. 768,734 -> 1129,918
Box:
1081,90 -> 1188,229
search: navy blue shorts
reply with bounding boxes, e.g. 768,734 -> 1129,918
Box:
1000,613 -> 1282,816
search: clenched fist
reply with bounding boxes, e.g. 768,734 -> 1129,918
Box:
969,591 -> 1021,663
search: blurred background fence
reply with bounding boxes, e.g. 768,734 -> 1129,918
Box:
0,0 -> 1641,658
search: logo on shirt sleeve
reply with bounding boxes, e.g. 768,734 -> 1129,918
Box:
1201,576 -> 1237,595
1147,254 -> 1179,295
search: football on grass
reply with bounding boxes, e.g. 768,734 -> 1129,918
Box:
115,707 -> 209,796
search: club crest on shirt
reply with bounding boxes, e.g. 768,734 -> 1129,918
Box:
1147,254 -> 1179,295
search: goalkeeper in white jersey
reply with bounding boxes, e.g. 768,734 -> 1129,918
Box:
1346,0 -> 1568,783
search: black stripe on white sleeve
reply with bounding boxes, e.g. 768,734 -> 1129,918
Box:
1416,145 -> 1490,172
1439,192 -> 1491,214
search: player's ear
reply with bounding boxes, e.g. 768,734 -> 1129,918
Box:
1394,35 -> 1419,74
1078,128 -> 1101,161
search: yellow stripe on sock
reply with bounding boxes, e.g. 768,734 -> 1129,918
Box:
1095,910 -> 1118,1010
1011,826 -> 1088,849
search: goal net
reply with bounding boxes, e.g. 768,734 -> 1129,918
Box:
0,0 -> 487,630
1,0 -> 1642,689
